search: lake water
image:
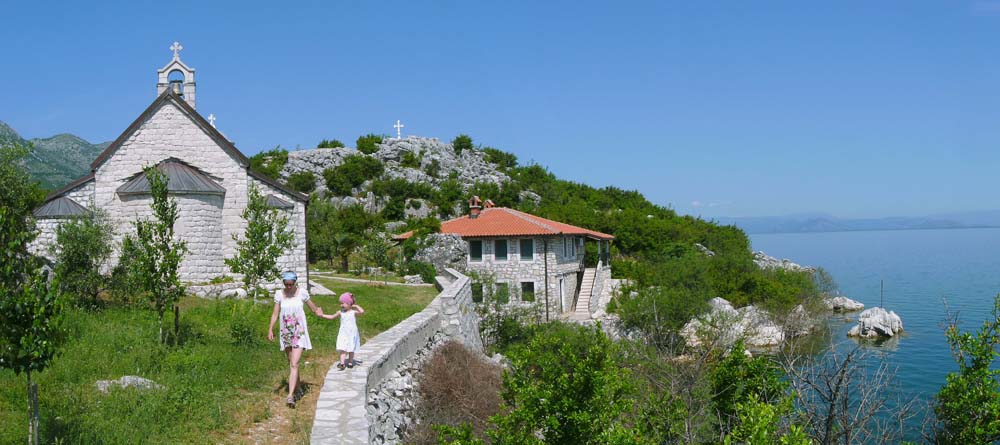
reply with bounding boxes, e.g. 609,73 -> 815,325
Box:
751,228 -> 1000,435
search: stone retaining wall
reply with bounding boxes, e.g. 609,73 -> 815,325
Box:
310,268 -> 480,444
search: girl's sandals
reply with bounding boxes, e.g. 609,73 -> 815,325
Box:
346,361 -> 354,369
286,396 -> 296,408
337,362 -> 346,371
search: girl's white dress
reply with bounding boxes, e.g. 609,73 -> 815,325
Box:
274,288 -> 312,350
336,309 -> 361,352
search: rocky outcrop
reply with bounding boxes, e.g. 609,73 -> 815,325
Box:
280,136 -> 511,199
753,251 -> 816,273
413,234 -> 468,273
680,298 -> 791,348
848,307 -> 903,338
826,296 -> 864,312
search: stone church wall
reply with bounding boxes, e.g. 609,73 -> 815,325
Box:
95,100 -> 250,282
28,180 -> 96,261
250,177 -> 308,283
173,194 -> 226,281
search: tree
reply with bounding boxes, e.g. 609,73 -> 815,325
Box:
0,142 -> 63,445
131,166 -> 188,344
356,133 -> 384,154
286,170 -> 316,194
361,232 -> 393,282
452,134 -> 473,155
934,294 -> 1000,444
225,184 -> 295,301
318,138 -> 345,148
482,147 -> 518,170
51,210 -> 113,306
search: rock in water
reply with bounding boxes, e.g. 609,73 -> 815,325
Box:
826,296 -> 864,312
848,307 -> 903,338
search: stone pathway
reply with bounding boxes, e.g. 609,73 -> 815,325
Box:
308,279 -> 337,296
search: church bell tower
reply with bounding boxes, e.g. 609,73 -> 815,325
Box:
156,41 -> 197,109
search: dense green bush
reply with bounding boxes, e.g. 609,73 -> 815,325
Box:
935,294 -> 1000,444
405,261 -> 437,284
429,178 -> 464,219
381,196 -> 406,221
710,341 -> 787,432
482,147 -> 518,170
356,133 -> 384,154
371,177 -> 435,201
286,170 -> 316,193
401,150 -> 420,168
248,147 -> 288,180
452,134 -> 473,155
52,211 -> 113,306
317,138 -> 345,148
424,158 -> 441,178
322,154 -> 384,196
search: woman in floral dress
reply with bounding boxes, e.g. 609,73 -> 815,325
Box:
267,271 -> 324,407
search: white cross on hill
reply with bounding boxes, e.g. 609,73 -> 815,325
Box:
394,120 -> 405,139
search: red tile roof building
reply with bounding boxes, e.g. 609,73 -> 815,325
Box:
397,202 -> 613,322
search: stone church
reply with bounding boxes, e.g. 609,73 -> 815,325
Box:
30,44 -> 308,284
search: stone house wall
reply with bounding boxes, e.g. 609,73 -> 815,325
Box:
28,180 -> 96,261
465,234 -> 585,316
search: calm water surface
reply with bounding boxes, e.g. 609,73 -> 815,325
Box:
751,228 -> 1000,433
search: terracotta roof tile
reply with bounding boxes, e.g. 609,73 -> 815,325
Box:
394,207 -> 614,241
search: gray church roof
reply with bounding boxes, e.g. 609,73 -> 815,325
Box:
33,196 -> 91,219
117,158 -> 226,196
266,194 -> 294,209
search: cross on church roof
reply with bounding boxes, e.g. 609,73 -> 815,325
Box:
394,120 -> 405,139
170,41 -> 183,60
208,114 -> 216,128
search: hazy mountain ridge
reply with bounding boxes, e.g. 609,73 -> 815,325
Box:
0,120 -> 110,190
716,213 -> 999,234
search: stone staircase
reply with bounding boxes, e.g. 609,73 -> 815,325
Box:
569,268 -> 597,321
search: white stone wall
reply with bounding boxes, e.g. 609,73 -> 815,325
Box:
465,235 -> 585,318
250,177 -> 308,284
174,194 -> 226,281
94,100 -> 249,282
28,180 -> 96,261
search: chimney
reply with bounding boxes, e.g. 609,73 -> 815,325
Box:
469,195 -> 483,219
484,199 -> 495,209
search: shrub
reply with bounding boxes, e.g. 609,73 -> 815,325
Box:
401,150 -> 420,168
317,139 -> 345,148
248,147 -> 288,180
935,294 -> 1000,444
405,261 -> 436,284
323,155 -> 384,196
371,177 -> 435,201
381,196 -> 405,221
452,134 -> 473,155
482,147 -> 518,170
356,133 -> 384,154
424,158 -> 441,178
431,178 -> 464,219
710,341 -> 787,433
52,211 -> 113,306
409,341 -> 503,444
286,171 -> 316,193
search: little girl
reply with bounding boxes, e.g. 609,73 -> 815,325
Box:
321,292 -> 364,370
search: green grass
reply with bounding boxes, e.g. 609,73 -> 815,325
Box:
0,281 -> 438,444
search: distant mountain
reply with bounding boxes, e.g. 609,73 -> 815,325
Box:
715,213 -> 990,234
0,120 -> 108,190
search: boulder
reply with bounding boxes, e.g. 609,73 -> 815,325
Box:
95,376 -> 164,393
848,307 -> 903,338
403,275 -> 425,285
680,298 -> 796,348
826,296 -> 865,312
694,243 -> 716,257
414,233 -> 468,273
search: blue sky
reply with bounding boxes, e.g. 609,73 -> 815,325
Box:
2,1 -> 998,218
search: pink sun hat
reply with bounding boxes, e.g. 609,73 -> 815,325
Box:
339,292 -> 355,305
